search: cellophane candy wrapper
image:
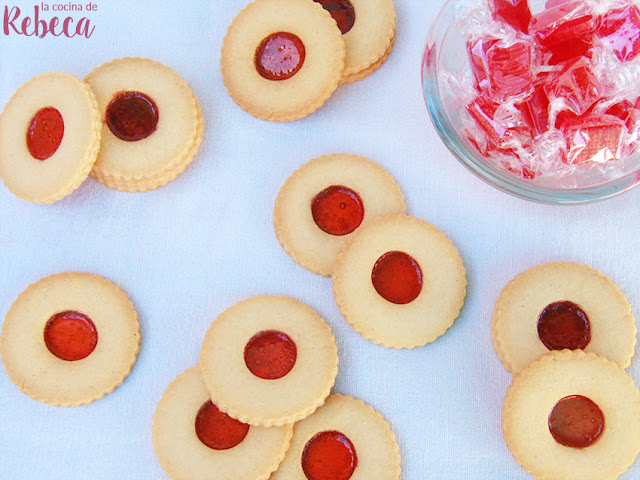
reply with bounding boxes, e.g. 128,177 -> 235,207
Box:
444,0 -> 640,186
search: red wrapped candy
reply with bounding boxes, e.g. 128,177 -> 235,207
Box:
489,0 -> 532,33
598,3 -> 640,62
562,114 -> 626,164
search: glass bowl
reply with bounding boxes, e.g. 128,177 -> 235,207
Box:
422,0 -> 640,204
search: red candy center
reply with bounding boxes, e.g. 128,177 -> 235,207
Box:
548,395 -> 605,448
537,300 -> 591,351
302,431 -> 358,480
244,330 -> 297,380
26,107 -> 64,161
195,400 -> 250,450
106,91 -> 159,142
43,311 -> 98,361
254,32 -> 306,81
371,251 -> 423,305
314,0 -> 356,34
311,186 -> 365,236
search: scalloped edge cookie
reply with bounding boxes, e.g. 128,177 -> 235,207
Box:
340,29 -> 395,84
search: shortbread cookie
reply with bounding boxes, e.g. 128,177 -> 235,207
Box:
274,154 -> 406,276
341,31 -> 395,84
85,57 -> 202,191
314,0 -> 395,83
0,72 -> 101,203
502,350 -> 640,480
221,0 -> 346,121
200,296 -> 338,427
332,214 -> 466,349
492,262 -> 636,374
270,394 -> 400,480
0,272 -> 140,406
153,366 -> 293,480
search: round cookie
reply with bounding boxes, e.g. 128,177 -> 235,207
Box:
270,394 -> 401,480
153,366 -> 293,480
332,214 -> 467,349
200,296 -> 338,427
221,0 -> 346,121
492,262 -> 636,374
85,57 -> 202,192
502,350 -> 640,480
0,72 -> 101,204
313,0 -> 395,82
274,154 -> 406,276
0,272 -> 140,406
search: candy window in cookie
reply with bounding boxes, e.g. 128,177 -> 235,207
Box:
199,296 -> 338,427
492,261 -> 636,374
274,154 -> 406,276
332,215 -> 467,349
0,72 -> 101,204
0,272 -> 140,406
153,366 -> 293,480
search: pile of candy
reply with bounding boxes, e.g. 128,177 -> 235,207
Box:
457,0 -> 640,183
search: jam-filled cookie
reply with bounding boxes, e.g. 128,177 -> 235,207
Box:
0,72 -> 101,203
332,214 -> 467,349
270,394 -> 401,480
313,0 -> 396,84
85,57 -> 203,192
221,0 -> 346,121
200,296 -> 338,427
492,262 -> 636,374
153,366 -> 293,480
0,272 -> 140,406
274,154 -> 406,276
502,350 -> 640,480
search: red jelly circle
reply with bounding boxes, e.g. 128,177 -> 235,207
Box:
371,251 -> 423,305
311,186 -> 365,236
106,91 -> 159,142
537,300 -> 591,351
314,0 -> 356,34
548,395 -> 605,449
254,32 -> 306,81
195,400 -> 250,450
244,330 -> 297,380
302,430 -> 358,480
43,310 -> 98,361
26,107 -> 65,161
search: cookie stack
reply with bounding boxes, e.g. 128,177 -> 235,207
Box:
274,153 -> 468,349
492,262 -> 640,480
221,0 -> 396,121
0,57 -> 203,203
152,295 -> 401,480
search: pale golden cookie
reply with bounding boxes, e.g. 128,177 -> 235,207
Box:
200,296 -> 338,427
332,214 -> 467,349
503,350 -> 640,480
340,30 -> 395,84
0,272 -> 140,406
274,154 -> 406,276
492,262 -> 636,374
153,366 -> 293,480
270,394 -> 401,480
221,0 -> 346,121
85,57 -> 202,191
0,72 -> 101,204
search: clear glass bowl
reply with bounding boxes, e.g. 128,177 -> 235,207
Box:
422,0 -> 640,204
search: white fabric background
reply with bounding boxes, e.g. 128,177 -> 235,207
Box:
1,0 -> 640,479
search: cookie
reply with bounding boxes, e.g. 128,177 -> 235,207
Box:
492,261 -> 636,374
502,350 -> 640,480
85,57 -> 203,192
270,393 -> 401,480
314,0 -> 396,83
153,366 -> 293,480
0,272 -> 140,406
274,154 -> 406,276
221,0 -> 346,121
332,214 -> 467,349
200,295 -> 338,427
0,72 -> 101,204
